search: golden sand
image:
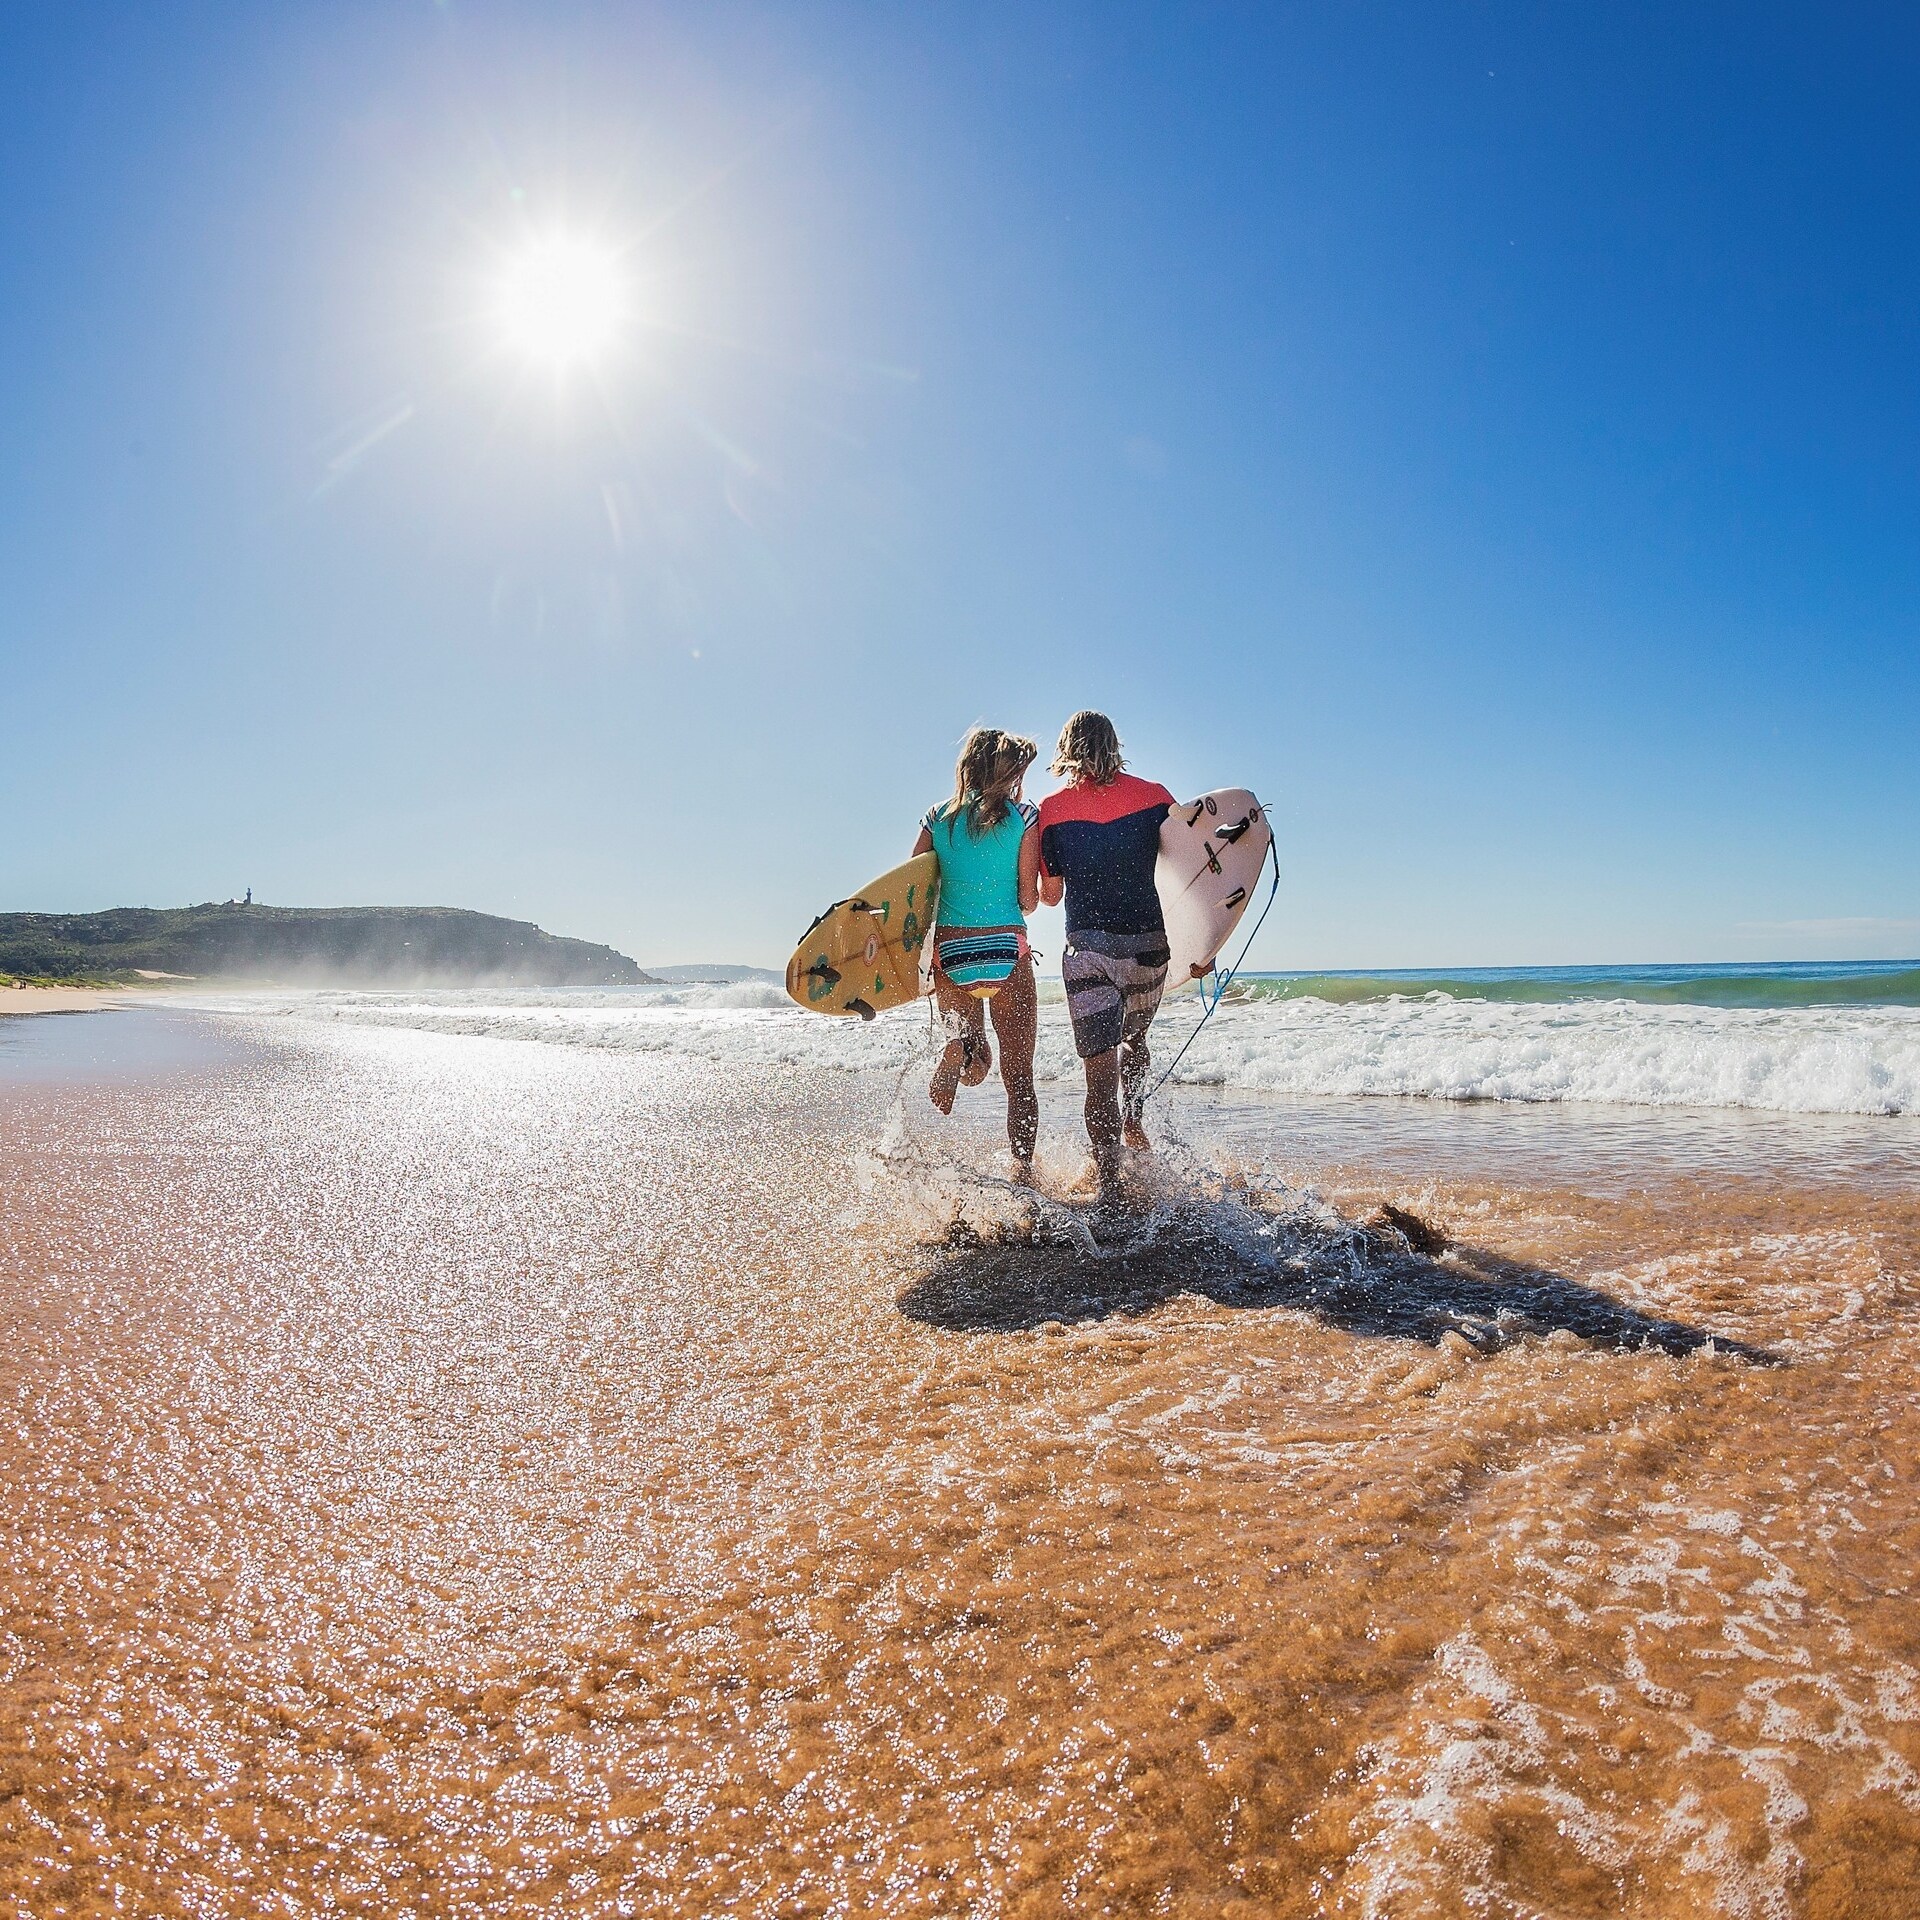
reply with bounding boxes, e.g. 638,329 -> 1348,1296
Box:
0,1020 -> 1915,1916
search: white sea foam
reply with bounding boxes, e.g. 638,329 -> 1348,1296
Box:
180,986 -> 1920,1117
1166,993 -> 1920,1115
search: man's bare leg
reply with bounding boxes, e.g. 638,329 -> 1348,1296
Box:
1120,1034 -> 1152,1151
1082,1046 -> 1124,1193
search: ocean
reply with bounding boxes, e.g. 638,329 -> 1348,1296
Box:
1233,960 -> 1920,1007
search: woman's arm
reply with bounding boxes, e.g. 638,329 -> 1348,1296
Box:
912,826 -> 933,858
1020,820 -> 1060,912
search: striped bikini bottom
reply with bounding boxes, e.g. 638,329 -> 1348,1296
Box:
933,927 -> 1030,997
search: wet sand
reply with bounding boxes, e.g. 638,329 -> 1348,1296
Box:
2,1012 -> 1917,1917
0,985 -> 138,1015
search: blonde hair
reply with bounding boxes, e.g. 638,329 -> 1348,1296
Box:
950,726 -> 1037,836
1050,710 -> 1126,785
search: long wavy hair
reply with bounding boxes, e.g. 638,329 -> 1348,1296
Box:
1050,710 -> 1126,786
949,726 -> 1037,836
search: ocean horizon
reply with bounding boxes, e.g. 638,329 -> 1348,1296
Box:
1229,957 -> 1920,1007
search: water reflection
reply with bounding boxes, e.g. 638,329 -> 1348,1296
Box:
0,1005 -> 248,1088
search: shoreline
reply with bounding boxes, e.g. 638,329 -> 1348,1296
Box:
12,999 -> 1913,1195
0,983 -> 144,1016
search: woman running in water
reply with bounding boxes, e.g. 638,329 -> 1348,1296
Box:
912,727 -> 1041,1175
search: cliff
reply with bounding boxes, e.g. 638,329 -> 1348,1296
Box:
0,905 -> 655,987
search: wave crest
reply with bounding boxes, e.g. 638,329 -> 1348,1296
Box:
183,986 -> 1920,1118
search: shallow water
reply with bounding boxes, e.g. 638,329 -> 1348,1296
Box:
0,1001 -> 252,1085
1174,1083 -> 1920,1198
1,1012 -> 1916,1916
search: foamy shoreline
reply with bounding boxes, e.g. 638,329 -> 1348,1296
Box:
178,982 -> 1920,1118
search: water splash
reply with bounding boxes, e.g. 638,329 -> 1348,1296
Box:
853,1108 -> 1778,1362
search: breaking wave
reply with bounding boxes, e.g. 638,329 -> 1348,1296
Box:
181,983 -> 1920,1118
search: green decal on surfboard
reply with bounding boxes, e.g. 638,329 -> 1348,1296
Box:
783,851 -> 938,1022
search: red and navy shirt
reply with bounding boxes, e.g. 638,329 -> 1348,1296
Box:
1037,772 -> 1177,935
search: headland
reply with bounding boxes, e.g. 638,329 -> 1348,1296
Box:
0,903 -> 654,989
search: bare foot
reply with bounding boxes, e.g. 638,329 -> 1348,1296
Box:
961,1035 -> 992,1086
929,1040 -> 967,1115
1122,1116 -> 1151,1152
1009,1158 -> 1034,1188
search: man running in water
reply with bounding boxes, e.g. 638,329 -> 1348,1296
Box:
1021,710 -> 1176,1196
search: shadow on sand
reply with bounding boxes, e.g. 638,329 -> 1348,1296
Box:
897,1200 -> 1782,1365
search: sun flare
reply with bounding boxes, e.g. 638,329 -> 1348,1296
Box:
494,235 -> 627,369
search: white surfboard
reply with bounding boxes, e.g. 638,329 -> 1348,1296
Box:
1156,789 -> 1274,982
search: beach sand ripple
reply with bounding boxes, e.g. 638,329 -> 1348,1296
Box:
1,1017 -> 1916,1916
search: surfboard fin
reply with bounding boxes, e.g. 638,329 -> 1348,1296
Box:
1215,814 -> 1255,845
805,960 -> 842,987
846,997 -> 877,1022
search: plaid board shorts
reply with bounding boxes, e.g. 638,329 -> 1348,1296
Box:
1061,929 -> 1170,1059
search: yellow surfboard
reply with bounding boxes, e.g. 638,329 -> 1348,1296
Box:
785,852 -> 939,1021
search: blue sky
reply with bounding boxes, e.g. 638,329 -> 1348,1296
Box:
5,3 -> 1916,969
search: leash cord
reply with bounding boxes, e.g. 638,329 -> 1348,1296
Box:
1143,831 -> 1281,1105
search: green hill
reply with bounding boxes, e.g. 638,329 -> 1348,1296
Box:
0,905 -> 655,987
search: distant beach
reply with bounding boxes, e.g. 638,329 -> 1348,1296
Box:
0,982 -> 139,1016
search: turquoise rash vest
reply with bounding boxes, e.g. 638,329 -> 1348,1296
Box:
921,798 -> 1037,929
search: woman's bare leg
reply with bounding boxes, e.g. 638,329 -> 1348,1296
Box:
929,977 -> 988,1116
987,957 -> 1039,1172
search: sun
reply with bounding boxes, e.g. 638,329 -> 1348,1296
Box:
494,235 -> 627,369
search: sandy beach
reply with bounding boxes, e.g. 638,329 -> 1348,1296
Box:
1,1003 -> 1916,1917
0,984 -> 140,1016
10,1 -> 1918,1910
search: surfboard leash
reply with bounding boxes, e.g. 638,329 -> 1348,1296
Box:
1142,830 -> 1282,1107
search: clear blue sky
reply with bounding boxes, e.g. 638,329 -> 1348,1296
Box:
5,3 -> 1917,969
